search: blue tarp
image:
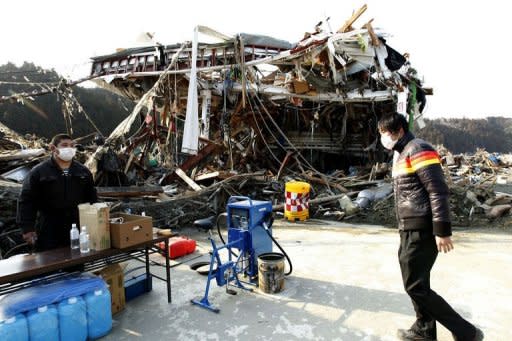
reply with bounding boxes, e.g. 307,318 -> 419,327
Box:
0,273 -> 106,320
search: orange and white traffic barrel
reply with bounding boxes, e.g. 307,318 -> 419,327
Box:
284,181 -> 310,221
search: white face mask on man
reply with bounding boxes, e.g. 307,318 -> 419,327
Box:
380,133 -> 398,150
57,147 -> 76,161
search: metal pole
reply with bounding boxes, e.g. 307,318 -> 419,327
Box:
145,246 -> 150,293
165,238 -> 171,303
408,82 -> 417,132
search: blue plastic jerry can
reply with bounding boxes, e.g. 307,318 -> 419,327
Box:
58,296 -> 87,341
85,289 -> 112,339
27,305 -> 59,341
0,314 -> 29,341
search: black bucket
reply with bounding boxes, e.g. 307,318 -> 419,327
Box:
258,252 -> 285,293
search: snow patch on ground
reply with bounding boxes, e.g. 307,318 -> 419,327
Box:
273,315 -> 315,339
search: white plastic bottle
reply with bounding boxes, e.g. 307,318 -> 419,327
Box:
70,223 -> 80,250
79,225 -> 90,254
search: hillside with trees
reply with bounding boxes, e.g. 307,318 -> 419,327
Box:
0,62 -> 134,139
416,117 -> 512,154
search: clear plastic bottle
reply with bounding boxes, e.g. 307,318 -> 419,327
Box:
79,225 -> 90,254
70,223 -> 80,250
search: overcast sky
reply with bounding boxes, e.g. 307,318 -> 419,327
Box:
1,0 -> 509,119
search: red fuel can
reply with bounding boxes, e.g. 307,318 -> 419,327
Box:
159,237 -> 196,259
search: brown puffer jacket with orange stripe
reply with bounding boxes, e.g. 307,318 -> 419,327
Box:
391,132 -> 452,237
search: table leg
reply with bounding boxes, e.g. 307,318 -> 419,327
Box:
165,238 -> 171,303
145,246 -> 150,291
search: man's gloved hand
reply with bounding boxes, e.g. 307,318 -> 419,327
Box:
22,231 -> 37,245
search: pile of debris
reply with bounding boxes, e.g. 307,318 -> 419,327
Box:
1,5 -> 511,235
75,5 -> 421,223
1,122 -> 45,178
85,5 -> 427,186
440,147 -> 512,226
2,136 -> 512,233
0,123 -> 46,251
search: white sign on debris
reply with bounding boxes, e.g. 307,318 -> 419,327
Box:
397,89 -> 408,115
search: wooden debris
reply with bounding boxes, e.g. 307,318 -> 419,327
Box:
96,186 -> 163,198
175,168 -> 202,192
160,140 -> 221,185
486,205 -> 512,219
363,20 -> 380,46
338,4 -> 368,33
299,173 -> 348,193
194,171 -> 220,182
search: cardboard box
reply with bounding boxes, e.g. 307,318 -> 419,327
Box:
95,264 -> 125,315
78,203 -> 110,251
110,213 -> 153,248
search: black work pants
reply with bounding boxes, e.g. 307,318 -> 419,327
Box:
398,230 -> 476,340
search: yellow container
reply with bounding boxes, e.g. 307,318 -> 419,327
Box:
284,181 -> 311,221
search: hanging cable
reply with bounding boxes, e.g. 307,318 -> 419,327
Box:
244,80 -> 329,181
245,91 -> 284,165
249,92 -> 334,192
0,74 -> 99,104
0,69 -> 45,75
0,81 -> 59,86
242,68 -> 311,178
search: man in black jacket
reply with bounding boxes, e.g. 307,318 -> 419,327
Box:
17,134 -> 97,251
378,113 -> 483,341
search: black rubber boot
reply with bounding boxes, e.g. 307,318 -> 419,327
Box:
397,328 -> 436,341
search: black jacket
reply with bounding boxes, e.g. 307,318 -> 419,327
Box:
17,157 -> 97,250
392,132 -> 452,237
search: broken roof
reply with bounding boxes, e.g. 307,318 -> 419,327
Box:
91,32 -> 293,62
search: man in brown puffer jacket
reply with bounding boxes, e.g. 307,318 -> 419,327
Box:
378,113 -> 483,341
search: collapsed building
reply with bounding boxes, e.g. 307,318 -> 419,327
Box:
87,5 -> 430,186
